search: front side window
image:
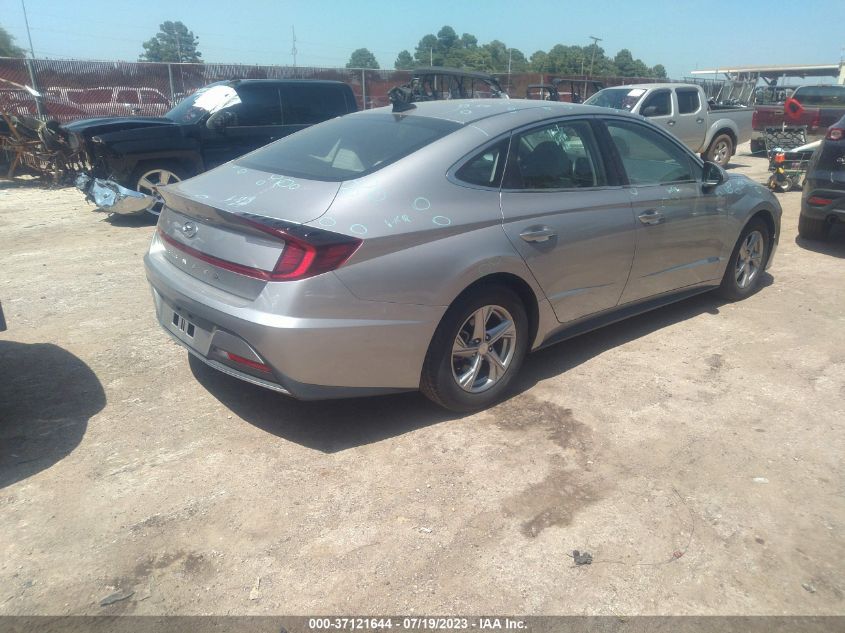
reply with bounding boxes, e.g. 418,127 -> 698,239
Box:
640,90 -> 671,117
234,85 -> 283,126
584,87 -> 645,111
505,120 -> 606,190
605,119 -> 693,185
141,90 -> 168,105
238,113 -> 460,181
166,84 -> 242,124
676,89 -> 700,114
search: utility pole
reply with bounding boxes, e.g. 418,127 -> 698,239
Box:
20,0 -> 36,59
587,35 -> 602,77
291,26 -> 298,68
586,35 -> 602,99
20,0 -> 44,117
507,48 -> 512,92
430,48 -> 433,66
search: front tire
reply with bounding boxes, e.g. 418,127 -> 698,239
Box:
704,133 -> 734,167
420,285 -> 529,412
716,219 -> 770,301
130,162 -> 187,217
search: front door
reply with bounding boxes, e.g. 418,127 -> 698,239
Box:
200,83 -> 286,170
673,87 -> 707,150
499,119 -> 637,324
600,118 -> 727,304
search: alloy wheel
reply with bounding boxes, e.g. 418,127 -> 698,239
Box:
451,305 -> 517,393
735,230 -> 764,289
136,168 -> 181,215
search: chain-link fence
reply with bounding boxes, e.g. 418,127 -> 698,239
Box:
0,56 -> 686,123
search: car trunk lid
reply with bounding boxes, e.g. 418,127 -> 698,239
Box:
154,165 -> 355,299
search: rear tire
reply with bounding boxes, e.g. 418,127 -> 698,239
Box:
704,133 -> 734,167
420,285 -> 529,412
797,212 -> 830,240
749,138 -> 766,155
716,219 -> 770,301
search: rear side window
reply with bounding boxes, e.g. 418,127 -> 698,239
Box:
455,138 -> 509,188
605,119 -> 693,185
794,86 -> 845,106
238,113 -> 461,181
676,89 -> 700,114
641,90 -> 671,117
282,85 -> 350,125
79,89 -> 113,104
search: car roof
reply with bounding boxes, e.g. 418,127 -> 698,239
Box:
360,99 -> 622,126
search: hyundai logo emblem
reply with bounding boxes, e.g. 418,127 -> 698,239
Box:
181,221 -> 198,238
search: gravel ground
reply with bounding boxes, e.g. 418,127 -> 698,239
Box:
1,144 -> 843,616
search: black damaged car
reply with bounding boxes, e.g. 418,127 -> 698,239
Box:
68,79 -> 357,215
799,113 -> 845,240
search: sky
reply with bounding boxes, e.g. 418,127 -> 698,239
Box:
3,0 -> 843,82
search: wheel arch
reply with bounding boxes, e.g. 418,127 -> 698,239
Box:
447,272 -> 541,352
748,206 -> 778,254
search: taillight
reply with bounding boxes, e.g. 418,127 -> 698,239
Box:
807,196 -> 832,206
827,127 -> 844,141
159,215 -> 362,282
226,352 -> 272,373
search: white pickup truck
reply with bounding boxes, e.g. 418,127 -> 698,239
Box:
585,83 -> 753,167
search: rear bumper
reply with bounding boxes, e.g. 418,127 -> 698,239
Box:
144,241 -> 445,400
801,187 -> 845,222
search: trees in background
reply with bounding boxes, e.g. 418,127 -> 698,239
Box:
388,25 -> 666,78
140,21 -> 202,63
346,48 -> 379,69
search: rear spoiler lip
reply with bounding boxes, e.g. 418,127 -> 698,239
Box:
159,187 -> 358,247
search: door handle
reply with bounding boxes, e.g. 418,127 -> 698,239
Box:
666,120 -> 676,126
696,118 -> 705,124
520,226 -> 557,242
637,210 -> 665,225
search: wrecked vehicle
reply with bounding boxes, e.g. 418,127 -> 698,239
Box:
389,67 -> 508,105
525,79 -> 604,103
71,79 -> 357,216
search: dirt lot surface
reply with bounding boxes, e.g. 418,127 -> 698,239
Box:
1,145 -> 843,616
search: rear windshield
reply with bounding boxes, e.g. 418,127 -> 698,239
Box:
237,113 -> 461,181
794,85 -> 845,106
584,87 -> 646,111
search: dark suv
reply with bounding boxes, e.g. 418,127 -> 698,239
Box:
68,79 -> 357,214
799,113 -> 845,240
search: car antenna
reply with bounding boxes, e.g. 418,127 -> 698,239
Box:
388,86 -> 416,113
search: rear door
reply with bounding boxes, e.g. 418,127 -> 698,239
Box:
499,118 -> 637,324
600,117 -> 727,304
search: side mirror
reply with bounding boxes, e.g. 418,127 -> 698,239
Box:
641,105 -> 658,117
702,161 -> 725,188
206,109 -> 235,130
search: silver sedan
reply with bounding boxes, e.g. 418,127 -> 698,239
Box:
145,100 -> 781,411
